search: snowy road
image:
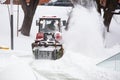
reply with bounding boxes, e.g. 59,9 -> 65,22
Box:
32,68 -> 80,80
18,56 -> 79,80
13,54 -> 80,80
17,55 -> 81,80
0,51 -> 120,80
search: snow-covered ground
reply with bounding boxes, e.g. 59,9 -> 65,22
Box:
0,3 -> 120,80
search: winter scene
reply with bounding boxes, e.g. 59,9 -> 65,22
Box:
0,0 -> 120,80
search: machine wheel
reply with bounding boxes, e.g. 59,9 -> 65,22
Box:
52,50 -> 57,60
57,48 -> 64,59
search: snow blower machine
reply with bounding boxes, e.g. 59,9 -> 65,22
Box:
32,16 -> 66,60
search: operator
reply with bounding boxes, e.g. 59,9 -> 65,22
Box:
47,20 -> 56,31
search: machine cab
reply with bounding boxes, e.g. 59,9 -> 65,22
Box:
36,17 -> 61,33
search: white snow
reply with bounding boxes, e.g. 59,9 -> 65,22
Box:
0,3 -> 120,80
0,0 -> 6,4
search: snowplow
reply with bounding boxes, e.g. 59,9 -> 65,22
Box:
32,16 -> 66,60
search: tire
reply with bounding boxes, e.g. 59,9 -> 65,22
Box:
52,50 -> 57,60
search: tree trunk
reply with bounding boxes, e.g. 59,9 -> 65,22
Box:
21,11 -> 34,36
103,11 -> 113,32
20,0 -> 39,36
103,0 -> 118,32
96,0 -> 102,14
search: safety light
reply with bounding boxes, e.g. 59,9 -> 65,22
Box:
40,20 -> 44,24
36,32 -> 44,40
55,32 -> 62,41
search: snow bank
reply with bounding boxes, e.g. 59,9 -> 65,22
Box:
31,50 -> 120,80
0,51 -> 47,80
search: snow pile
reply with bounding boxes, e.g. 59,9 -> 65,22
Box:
0,52 -> 36,80
0,0 -> 6,4
0,49 -> 120,80
31,50 -> 120,80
